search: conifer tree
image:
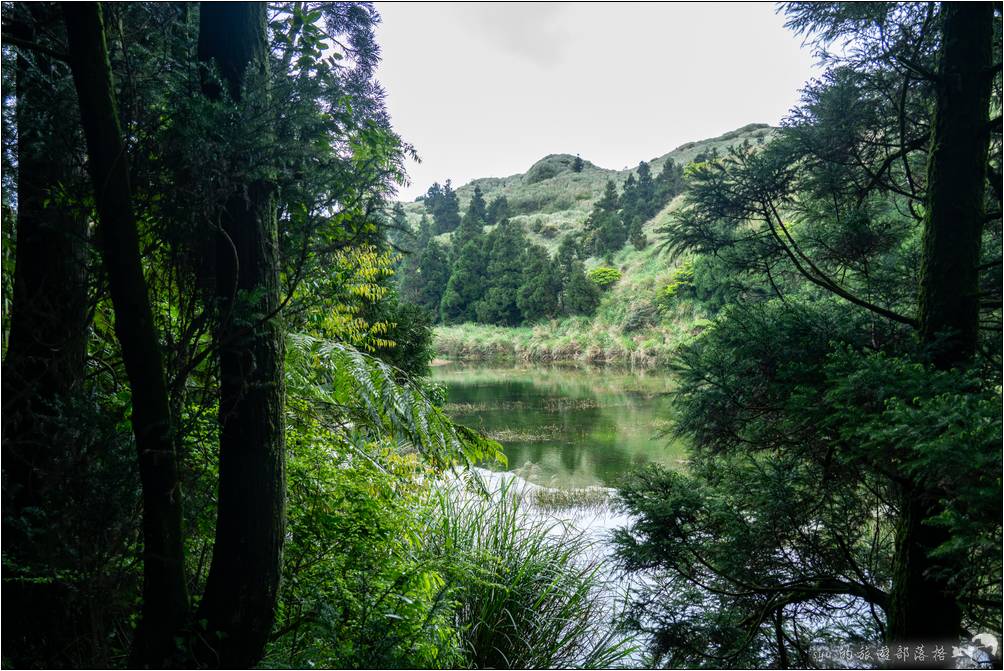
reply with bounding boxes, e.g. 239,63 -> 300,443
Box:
655,158 -> 685,203
635,161 -> 656,218
412,240 -> 450,317
561,260 -> 600,316
517,244 -> 561,322
416,213 -> 433,248
556,235 -> 583,272
585,180 -> 626,256
466,185 -> 487,224
440,237 -> 488,323
454,191 -> 486,251
475,218 -> 527,325
424,179 -> 461,234
387,202 -> 411,250
572,154 -> 584,172
485,195 -> 510,226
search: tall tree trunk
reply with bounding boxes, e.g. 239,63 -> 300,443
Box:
917,2 -> 993,369
2,1 -> 88,542
888,1 -> 993,649
1,4 -> 89,665
195,3 -> 286,666
61,3 -> 190,666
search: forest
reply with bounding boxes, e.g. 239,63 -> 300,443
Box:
0,2 -> 1001,670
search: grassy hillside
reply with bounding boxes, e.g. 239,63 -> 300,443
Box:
400,123 -> 772,366
401,123 -> 772,255
433,197 -> 708,367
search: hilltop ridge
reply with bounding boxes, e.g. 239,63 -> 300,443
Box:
417,123 -> 774,366
400,122 -> 773,254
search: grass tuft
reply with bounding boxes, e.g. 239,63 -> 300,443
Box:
426,471 -> 636,669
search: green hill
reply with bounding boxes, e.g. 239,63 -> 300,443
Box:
400,123 -> 774,366
400,123 -> 772,255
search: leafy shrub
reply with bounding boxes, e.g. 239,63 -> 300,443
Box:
587,266 -> 622,289
656,260 -> 695,309
267,337 -> 507,668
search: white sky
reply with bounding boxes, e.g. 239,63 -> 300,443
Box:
374,2 -> 821,201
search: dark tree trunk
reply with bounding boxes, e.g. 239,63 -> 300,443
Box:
1,5 -> 89,665
1,0 -> 88,542
917,2 -> 993,369
61,3 -> 190,666
195,3 -> 286,667
888,1 -> 994,650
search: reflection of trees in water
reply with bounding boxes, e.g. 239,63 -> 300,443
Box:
438,366 -> 682,488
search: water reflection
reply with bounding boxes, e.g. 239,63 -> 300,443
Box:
433,361 -> 687,489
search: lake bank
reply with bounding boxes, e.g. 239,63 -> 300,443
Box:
433,319 -> 701,368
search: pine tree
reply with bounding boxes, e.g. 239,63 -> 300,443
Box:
655,158 -> 685,204
585,180 -> 626,256
466,185 -> 487,224
424,180 -> 461,234
486,195 -> 510,226
416,214 -> 432,248
440,237 -> 488,323
635,161 -> 656,218
454,190 -> 486,251
475,219 -> 526,325
572,154 -> 584,172
561,260 -> 600,316
517,244 -> 561,322
413,240 -> 450,317
387,202 -> 411,250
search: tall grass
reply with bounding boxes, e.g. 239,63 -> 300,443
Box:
425,472 -> 635,669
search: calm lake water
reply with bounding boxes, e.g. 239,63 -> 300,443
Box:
433,361 -> 687,489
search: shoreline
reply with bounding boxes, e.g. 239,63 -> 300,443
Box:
434,322 -> 686,369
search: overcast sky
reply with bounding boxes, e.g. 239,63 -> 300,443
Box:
373,2 -> 821,201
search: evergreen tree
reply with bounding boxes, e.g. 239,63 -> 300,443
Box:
475,219 -> 527,325
619,173 -> 639,223
397,212 -> 428,299
485,195 -> 510,226
454,190 -> 486,251
466,185 -> 487,224
424,179 -> 461,234
413,240 -> 450,317
416,214 -> 433,248
387,202 -> 411,250
655,158 -> 685,204
64,5 -> 188,662
556,234 -> 583,272
635,161 -> 656,219
440,237 -> 488,323
517,244 -> 561,322
561,260 -> 600,316
196,4 -> 286,665
621,4 -> 1002,664
572,154 -> 584,172
585,180 -> 626,256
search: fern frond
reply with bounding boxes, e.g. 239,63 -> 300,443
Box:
287,333 -> 505,468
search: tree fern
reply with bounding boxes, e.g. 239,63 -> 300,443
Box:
286,333 -> 504,468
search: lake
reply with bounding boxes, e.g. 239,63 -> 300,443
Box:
433,361 -> 687,489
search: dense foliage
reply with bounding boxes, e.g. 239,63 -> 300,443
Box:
0,3 -> 626,668
397,158 -> 685,329
617,2 -> 1002,666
